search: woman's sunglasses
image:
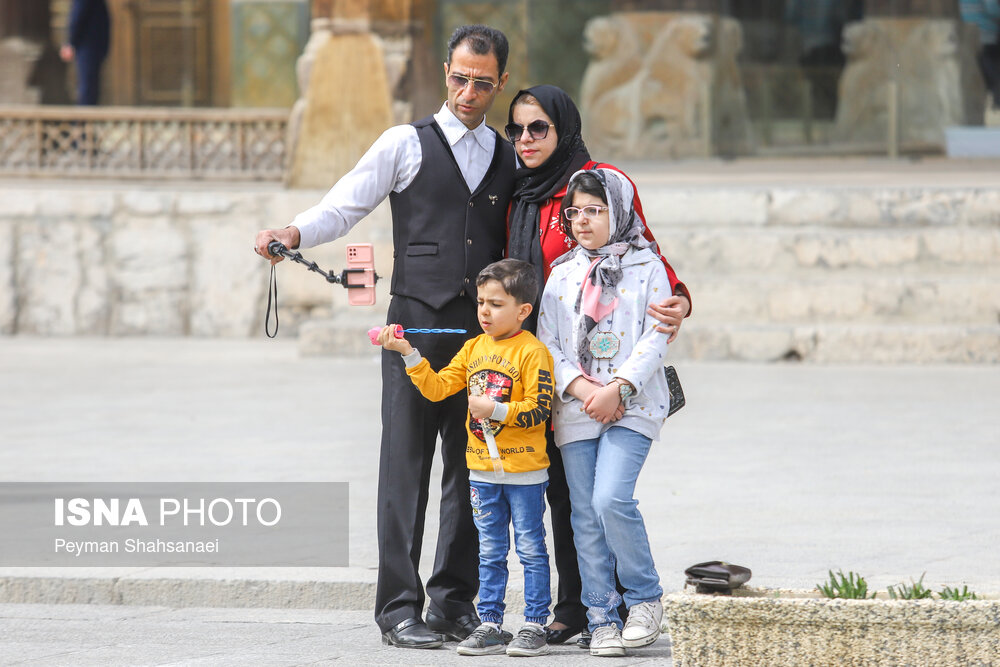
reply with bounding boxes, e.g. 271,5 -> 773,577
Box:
447,73 -> 497,95
505,120 -> 555,144
564,205 -> 608,221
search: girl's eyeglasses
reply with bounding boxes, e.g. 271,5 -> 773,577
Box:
447,73 -> 497,95
564,205 -> 608,221
505,120 -> 555,144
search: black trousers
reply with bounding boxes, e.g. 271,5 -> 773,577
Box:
75,48 -> 105,106
545,427 -> 589,628
375,294 -> 481,632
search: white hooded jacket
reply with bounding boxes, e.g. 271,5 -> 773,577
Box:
538,245 -> 672,446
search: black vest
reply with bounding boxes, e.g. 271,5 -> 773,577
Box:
388,116 -> 515,309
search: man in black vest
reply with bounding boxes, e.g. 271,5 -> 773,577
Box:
254,25 -> 514,649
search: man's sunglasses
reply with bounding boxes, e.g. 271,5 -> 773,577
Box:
564,205 -> 608,221
504,120 -> 555,144
447,73 -> 497,95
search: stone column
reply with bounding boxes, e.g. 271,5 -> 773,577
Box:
580,8 -> 752,158
0,0 -> 65,104
834,0 -> 985,149
285,0 -> 394,188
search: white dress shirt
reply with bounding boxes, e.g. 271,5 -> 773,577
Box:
293,103 -> 498,250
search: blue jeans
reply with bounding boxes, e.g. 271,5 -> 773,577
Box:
561,426 -> 662,631
469,480 -> 551,625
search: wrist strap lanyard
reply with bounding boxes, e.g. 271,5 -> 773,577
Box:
265,265 -> 279,338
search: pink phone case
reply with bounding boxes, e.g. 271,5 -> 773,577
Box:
346,244 -> 376,306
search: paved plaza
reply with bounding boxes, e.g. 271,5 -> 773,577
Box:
1,337 -> 998,664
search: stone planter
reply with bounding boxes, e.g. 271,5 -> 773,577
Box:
664,587 -> 1000,666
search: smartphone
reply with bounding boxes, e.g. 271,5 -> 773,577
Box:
345,243 -> 376,306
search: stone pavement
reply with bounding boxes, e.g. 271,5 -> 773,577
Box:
1,337 -> 999,665
2,605 -> 666,666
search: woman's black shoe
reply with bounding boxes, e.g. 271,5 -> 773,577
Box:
545,623 -> 586,644
576,630 -> 592,648
381,618 -> 444,649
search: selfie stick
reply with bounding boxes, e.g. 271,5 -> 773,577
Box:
264,241 -> 380,338
267,241 -> 379,289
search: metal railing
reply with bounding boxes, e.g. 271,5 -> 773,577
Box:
0,106 -> 288,180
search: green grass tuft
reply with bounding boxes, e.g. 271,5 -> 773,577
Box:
817,570 -> 877,599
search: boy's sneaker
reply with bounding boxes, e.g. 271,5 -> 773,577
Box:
622,600 -> 663,648
589,625 -> 626,657
456,622 -> 507,655
505,622 -> 549,657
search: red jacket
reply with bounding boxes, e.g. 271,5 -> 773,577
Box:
508,160 -> 691,310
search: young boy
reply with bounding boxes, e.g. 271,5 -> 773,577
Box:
378,258 -> 554,657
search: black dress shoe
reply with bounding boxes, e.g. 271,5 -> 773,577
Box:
545,623 -> 586,644
425,611 -> 480,642
381,618 -> 444,649
576,630 -> 592,649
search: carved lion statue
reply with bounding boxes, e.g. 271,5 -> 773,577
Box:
835,21 -> 891,142
580,15 -> 644,156
580,12 -> 751,158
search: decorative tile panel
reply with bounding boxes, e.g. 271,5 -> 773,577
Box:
231,0 -> 309,108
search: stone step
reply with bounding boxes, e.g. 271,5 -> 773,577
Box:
669,323 -> 1000,363
654,226 -> 1000,273
636,186 -> 1000,228
684,272 -> 1000,325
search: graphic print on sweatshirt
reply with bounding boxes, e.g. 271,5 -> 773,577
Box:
468,369 -> 513,441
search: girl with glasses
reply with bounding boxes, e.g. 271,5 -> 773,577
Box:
537,168 -> 672,657
504,84 -> 690,650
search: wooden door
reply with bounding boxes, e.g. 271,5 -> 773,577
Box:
134,0 -> 212,105
104,0 -> 229,107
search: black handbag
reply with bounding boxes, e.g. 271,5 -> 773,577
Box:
684,561 -> 752,594
665,366 -> 685,417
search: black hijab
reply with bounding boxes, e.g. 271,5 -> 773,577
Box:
506,85 -> 592,327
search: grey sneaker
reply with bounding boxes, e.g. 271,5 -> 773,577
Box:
506,623 -> 550,657
590,624 -> 626,657
456,622 -> 507,656
622,600 -> 663,648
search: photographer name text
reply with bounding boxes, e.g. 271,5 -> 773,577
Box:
54,538 -> 221,555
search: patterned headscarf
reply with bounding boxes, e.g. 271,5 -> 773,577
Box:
552,168 -> 652,377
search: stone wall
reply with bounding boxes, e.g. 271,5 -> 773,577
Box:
643,185 -> 1000,363
0,183 -> 393,339
2,179 -> 997,363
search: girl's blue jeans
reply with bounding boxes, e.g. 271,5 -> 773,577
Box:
469,480 -> 551,625
561,426 -> 662,631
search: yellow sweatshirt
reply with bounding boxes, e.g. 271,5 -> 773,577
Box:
404,330 -> 553,480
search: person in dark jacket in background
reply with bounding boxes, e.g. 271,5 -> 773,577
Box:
60,0 -> 110,105
960,0 -> 1000,110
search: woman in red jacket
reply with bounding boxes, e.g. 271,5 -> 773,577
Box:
505,85 -> 691,647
